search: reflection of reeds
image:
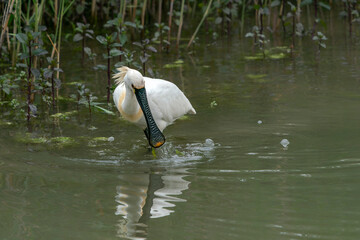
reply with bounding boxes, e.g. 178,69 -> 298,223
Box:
241,0 -> 246,35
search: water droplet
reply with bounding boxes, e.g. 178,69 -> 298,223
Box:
108,136 -> 114,142
280,139 -> 290,148
204,138 -> 214,147
257,120 -> 262,124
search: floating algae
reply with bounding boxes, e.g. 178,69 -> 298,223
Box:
163,60 -> 184,69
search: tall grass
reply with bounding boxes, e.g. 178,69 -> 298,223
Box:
0,0 -> 16,56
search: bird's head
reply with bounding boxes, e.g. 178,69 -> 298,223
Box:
113,67 -> 145,89
125,68 -> 145,90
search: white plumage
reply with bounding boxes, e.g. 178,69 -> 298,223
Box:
113,67 -> 196,147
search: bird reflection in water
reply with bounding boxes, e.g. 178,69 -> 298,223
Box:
115,168 -> 190,239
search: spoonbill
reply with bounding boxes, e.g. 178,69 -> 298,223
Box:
113,66 -> 196,148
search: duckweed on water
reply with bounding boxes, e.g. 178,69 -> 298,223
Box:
246,74 -> 267,79
49,137 -> 76,148
244,47 -> 289,61
163,60 -> 184,69
50,111 -> 78,120
0,120 -> 13,126
17,134 -> 47,144
178,115 -> 190,121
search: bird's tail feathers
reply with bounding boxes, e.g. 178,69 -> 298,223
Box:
113,66 -> 129,85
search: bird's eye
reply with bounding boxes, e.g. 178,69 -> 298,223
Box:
131,84 -> 135,89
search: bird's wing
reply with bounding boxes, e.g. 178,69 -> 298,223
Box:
144,77 -> 195,129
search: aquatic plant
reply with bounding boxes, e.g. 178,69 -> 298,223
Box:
96,32 -> 122,103
43,57 -> 63,108
245,25 -> 268,58
104,13 -> 128,62
133,39 -> 157,75
73,22 -> 94,65
312,31 -> 327,51
153,22 -> 170,52
16,27 -> 48,122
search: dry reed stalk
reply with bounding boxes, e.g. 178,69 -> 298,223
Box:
176,0 -> 185,49
55,0 -> 58,27
0,0 -> 15,56
122,0 -> 127,22
187,0 -> 213,49
132,0 -> 138,22
167,0 -> 174,52
158,0 -> 162,24
141,0 -> 148,26
91,0 -> 96,19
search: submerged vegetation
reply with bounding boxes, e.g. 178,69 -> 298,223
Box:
0,0 -> 359,142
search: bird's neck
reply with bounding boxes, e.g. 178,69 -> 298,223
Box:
122,84 -> 141,115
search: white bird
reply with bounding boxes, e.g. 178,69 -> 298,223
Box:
113,66 -> 196,148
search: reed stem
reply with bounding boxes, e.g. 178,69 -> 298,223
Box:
176,0 -> 185,49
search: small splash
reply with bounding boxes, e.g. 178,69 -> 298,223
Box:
280,139 -> 290,148
257,120 -> 262,124
204,138 -> 215,147
108,136 -> 115,142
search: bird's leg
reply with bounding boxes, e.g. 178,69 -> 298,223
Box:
152,148 -> 156,157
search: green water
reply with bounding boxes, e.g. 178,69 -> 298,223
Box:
1,28 -> 360,239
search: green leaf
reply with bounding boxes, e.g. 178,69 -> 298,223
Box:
94,64 -> 107,71
133,42 -> 142,48
31,68 -> 41,78
93,105 -> 115,115
312,36 -> 319,41
84,47 -> 92,55
124,21 -> 137,28
215,17 -> 222,25
2,87 -> 10,95
85,33 -> 94,39
110,49 -> 122,57
119,34 -> 127,45
319,1 -> 330,10
110,32 -> 117,42
270,0 -> 280,7
76,4 -> 85,14
300,0 -> 312,6
20,52 -> 29,59
96,35 -> 107,45
33,48 -> 48,56
146,46 -> 157,53
73,33 -> 83,42
16,33 -> 28,44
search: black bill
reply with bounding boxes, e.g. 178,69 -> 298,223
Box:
134,87 -> 165,148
